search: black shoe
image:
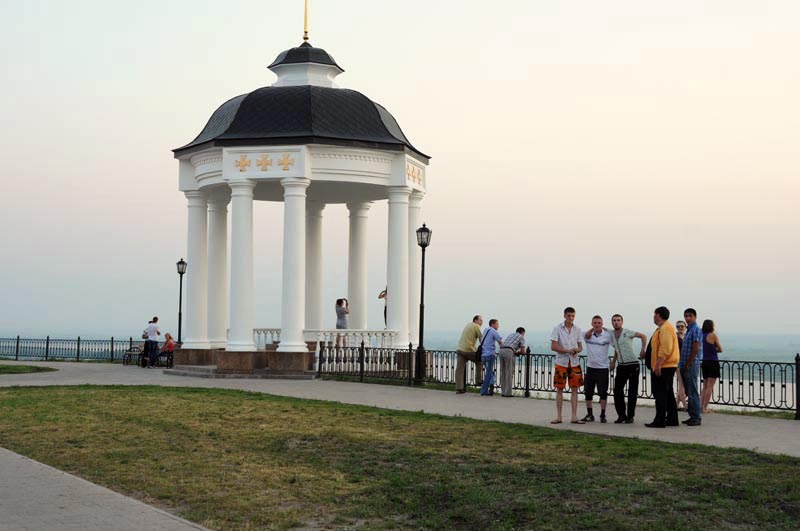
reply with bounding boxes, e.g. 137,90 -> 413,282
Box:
600,416 -> 607,424
456,390 -> 466,394
582,414 -> 595,422
624,417 -> 635,424
614,417 -> 627,424
686,419 -> 702,427
645,422 -> 666,428
488,390 -> 494,396
666,421 -> 680,427
681,419 -> 691,424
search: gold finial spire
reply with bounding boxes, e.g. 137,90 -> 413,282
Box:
303,0 -> 309,42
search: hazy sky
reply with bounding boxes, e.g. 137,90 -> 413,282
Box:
1,0 -> 798,341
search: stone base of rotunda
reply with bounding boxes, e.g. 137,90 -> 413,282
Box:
174,348 -> 217,366
169,348 -> 316,378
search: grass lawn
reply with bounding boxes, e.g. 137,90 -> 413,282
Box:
0,365 -> 57,375
0,387 -> 798,530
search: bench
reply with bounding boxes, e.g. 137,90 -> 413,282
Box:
122,347 -> 142,366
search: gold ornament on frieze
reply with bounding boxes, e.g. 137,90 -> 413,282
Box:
278,153 -> 295,171
235,154 -> 251,172
256,154 -> 273,171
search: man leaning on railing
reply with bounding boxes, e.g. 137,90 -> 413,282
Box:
455,315 -> 483,394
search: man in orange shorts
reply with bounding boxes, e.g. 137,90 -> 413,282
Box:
550,307 -> 585,424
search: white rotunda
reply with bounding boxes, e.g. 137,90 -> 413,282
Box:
172,22 -> 429,374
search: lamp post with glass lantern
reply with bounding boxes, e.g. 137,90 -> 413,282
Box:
176,258 -> 187,344
414,224 -> 431,384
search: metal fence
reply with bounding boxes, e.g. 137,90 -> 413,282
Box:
0,336 -> 161,363
319,343 -> 800,416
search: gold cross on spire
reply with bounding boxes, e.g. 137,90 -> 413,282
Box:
278,153 -> 295,171
256,154 -> 273,171
303,0 -> 309,42
235,154 -> 251,172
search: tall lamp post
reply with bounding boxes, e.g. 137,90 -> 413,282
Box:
176,258 -> 187,344
414,223 -> 432,384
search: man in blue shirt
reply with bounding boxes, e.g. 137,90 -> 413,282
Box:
480,319 -> 504,396
679,308 -> 703,426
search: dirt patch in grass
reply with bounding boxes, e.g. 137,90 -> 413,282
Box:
0,386 -> 798,530
0,365 -> 57,375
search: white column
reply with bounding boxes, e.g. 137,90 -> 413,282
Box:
207,193 -> 229,349
386,186 -> 411,347
347,202 -> 371,330
408,191 -> 424,346
182,191 -> 210,349
305,201 -> 325,334
278,178 -> 310,353
227,181 -> 256,352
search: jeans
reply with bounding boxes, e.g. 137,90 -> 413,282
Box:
480,356 -> 495,395
613,363 -> 639,419
146,340 -> 159,366
681,364 -> 702,421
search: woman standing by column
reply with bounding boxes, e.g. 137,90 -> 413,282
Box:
335,298 -> 350,348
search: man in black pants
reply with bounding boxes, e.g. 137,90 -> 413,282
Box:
646,307 -> 680,428
608,314 -> 648,424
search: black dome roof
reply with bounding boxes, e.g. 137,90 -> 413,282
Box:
268,42 -> 343,72
173,85 -> 429,161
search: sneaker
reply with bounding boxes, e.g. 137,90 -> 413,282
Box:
582,414 -> 595,422
681,419 -> 691,425
614,417 -> 627,424
686,419 -> 702,427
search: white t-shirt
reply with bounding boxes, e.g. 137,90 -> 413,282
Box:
550,322 -> 583,368
585,329 -> 612,369
146,323 -> 160,341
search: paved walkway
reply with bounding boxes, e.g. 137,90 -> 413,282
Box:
0,447 -> 209,531
2,360 -> 798,457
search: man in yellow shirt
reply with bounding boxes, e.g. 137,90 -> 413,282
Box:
646,306 -> 680,428
455,315 -> 483,394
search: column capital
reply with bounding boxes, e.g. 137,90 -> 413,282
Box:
387,186 -> 412,203
346,201 -> 372,217
185,190 -> 207,208
207,194 -> 231,212
281,177 -> 310,189
409,190 -> 426,203
228,180 -> 256,197
307,201 -> 326,217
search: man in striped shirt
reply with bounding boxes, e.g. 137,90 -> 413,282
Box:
498,327 -> 527,397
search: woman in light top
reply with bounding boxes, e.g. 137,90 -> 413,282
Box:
675,320 -> 689,411
335,298 -> 350,347
701,319 -> 723,414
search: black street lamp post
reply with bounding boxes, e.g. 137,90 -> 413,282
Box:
176,258 -> 187,344
414,224 -> 432,384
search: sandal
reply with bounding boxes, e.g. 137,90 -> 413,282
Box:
571,419 -> 586,424
550,420 -> 563,424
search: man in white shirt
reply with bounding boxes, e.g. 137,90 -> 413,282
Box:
582,315 -> 612,423
146,316 -> 161,368
550,307 -> 584,424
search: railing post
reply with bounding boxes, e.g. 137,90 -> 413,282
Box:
524,347 -> 531,398
110,337 -> 114,363
45,336 -> 50,361
408,342 -> 413,386
129,337 -> 133,350
15,335 -> 19,361
795,354 -> 799,421
359,341 -> 365,383
76,336 -> 81,362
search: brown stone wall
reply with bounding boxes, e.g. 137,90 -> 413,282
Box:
173,349 -> 217,366
265,351 -> 316,372
215,351 -> 267,374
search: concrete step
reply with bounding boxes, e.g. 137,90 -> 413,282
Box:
171,365 -> 216,374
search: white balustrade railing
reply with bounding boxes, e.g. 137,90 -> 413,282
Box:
253,328 -> 282,350
312,329 -> 398,350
